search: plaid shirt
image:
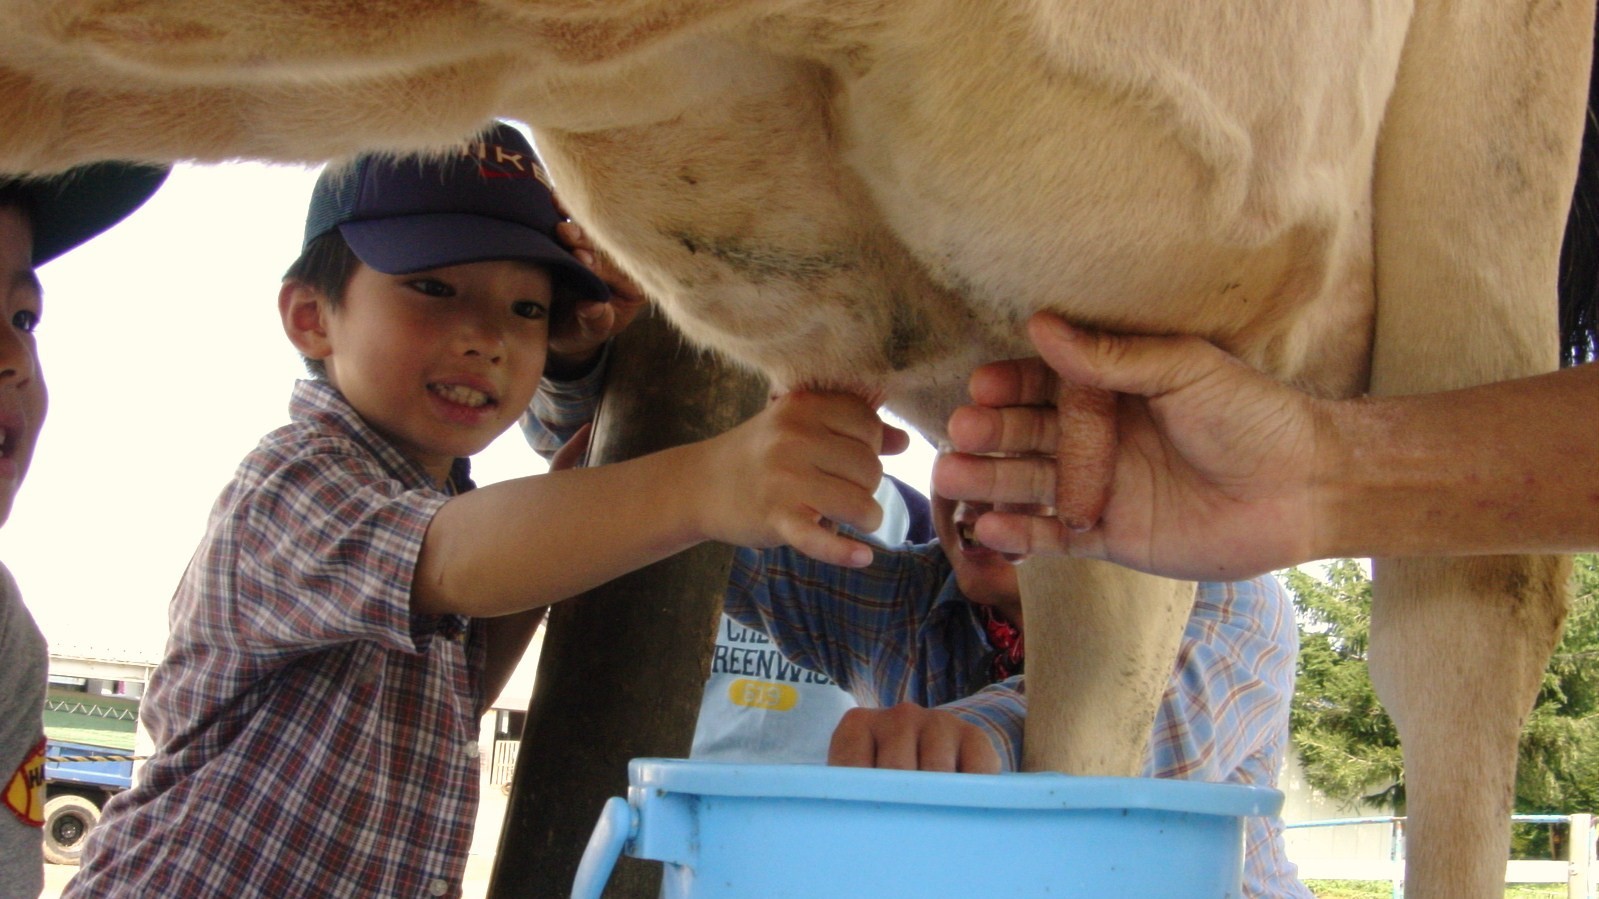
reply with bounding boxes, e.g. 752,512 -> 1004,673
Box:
70,380 -> 486,899
526,365 -> 1309,899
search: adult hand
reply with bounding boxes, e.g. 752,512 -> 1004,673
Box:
934,312 -> 1326,580
828,702 -> 1001,774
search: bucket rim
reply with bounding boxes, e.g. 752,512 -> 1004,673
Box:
627,758 -> 1283,817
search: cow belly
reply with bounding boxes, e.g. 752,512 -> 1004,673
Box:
537,1 -> 1404,415
832,0 -> 1408,391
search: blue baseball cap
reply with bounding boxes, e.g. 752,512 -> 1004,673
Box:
2,162 -> 170,266
303,121 -> 611,302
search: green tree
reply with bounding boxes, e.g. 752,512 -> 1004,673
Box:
1285,560 -> 1404,809
1516,554 -> 1599,857
1286,557 -> 1599,829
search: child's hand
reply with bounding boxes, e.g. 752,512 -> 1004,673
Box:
546,220 -> 649,378
828,703 -> 1001,774
701,391 -> 909,568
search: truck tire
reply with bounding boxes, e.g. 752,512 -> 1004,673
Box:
43,793 -> 100,865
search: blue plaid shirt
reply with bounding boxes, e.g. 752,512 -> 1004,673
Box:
525,365 -> 1309,899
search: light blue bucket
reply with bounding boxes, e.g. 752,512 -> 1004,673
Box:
573,758 -> 1281,898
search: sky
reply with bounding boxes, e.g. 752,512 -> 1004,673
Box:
2,161 -> 937,660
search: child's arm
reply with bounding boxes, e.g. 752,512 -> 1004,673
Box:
413,391 -> 907,617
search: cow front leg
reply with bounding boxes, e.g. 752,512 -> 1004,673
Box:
1367,555 -> 1569,899
1018,557 -> 1196,775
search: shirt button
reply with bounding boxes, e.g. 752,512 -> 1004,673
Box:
428,878 -> 449,896
465,742 -> 480,759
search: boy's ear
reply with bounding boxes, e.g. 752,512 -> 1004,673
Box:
279,281 -> 332,361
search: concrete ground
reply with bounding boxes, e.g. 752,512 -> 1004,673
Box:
40,772 -> 513,898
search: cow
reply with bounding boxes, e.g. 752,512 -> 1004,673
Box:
1,2 -> 1592,895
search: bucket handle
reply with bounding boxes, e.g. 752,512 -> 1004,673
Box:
571,796 -> 638,899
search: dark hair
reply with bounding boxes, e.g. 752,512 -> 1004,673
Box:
283,231 -> 361,379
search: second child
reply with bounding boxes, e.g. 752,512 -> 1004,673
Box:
69,123 -> 903,898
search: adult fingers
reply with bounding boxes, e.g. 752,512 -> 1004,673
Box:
971,508 -> 1104,560
932,453 -> 1058,509
943,385 -> 1116,532
966,356 -> 1059,407
945,404 -> 1059,456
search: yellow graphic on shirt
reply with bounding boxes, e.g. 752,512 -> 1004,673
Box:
4,738 -> 45,827
728,679 -> 798,711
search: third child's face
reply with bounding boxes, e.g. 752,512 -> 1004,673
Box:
324,260 -> 552,484
0,207 -> 47,527
932,489 -> 1021,615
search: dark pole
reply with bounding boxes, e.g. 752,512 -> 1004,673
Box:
486,306 -> 766,898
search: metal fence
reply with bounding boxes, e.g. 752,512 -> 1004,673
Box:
490,739 -> 520,785
1285,813 -> 1595,899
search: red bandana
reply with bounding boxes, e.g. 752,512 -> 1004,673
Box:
978,605 -> 1025,682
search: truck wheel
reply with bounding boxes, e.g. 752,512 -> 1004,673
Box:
42,794 -> 100,865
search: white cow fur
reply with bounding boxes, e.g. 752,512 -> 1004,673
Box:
0,1 -> 1588,895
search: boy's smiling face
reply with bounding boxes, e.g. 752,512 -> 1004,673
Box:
0,206 -> 47,526
283,258 -> 553,485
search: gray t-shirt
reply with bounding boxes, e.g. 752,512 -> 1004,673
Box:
0,562 -> 46,898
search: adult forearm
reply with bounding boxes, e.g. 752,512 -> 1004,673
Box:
1319,362 -> 1599,559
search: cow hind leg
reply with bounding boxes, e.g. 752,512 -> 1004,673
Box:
1367,555 -> 1570,899
1018,557 -> 1196,776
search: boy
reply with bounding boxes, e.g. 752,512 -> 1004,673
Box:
0,161 -> 169,898
69,123 -> 901,898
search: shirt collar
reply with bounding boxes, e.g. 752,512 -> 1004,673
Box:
288,379 -> 475,495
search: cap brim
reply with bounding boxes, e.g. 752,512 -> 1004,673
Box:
15,163 -> 171,266
340,214 -> 612,302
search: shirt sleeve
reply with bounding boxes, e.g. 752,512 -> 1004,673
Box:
520,344 -> 610,460
723,543 -> 946,702
226,447 -> 452,659
940,675 -> 1026,772
1143,575 -> 1299,783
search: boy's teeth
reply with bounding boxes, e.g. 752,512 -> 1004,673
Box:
959,522 -> 979,550
431,384 -> 490,408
